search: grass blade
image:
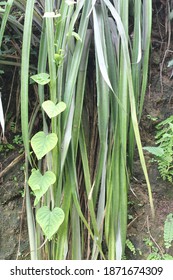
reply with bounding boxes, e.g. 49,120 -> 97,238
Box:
0,0 -> 14,47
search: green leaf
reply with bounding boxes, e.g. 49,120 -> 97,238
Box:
126,239 -> 136,255
36,206 -> 65,240
28,169 -> 56,205
93,6 -> 113,91
143,146 -> 164,157
42,100 -> 66,118
30,73 -> 50,85
31,131 -> 58,160
162,133 -> 173,138
164,213 -> 173,249
0,1 -> 7,5
54,49 -> 65,66
147,253 -> 161,260
163,254 -> 173,260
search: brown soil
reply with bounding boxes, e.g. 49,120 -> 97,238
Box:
0,70 -> 29,260
0,150 -> 29,259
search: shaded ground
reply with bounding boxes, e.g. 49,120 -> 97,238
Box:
0,150 -> 28,259
0,70 -> 29,260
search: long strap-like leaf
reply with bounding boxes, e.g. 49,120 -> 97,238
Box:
20,0 -> 36,260
103,0 -> 154,217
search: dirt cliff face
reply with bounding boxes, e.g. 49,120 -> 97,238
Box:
0,150 -> 29,259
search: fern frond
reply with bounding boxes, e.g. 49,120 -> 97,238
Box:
143,146 -> 164,157
164,213 -> 173,249
163,254 -> 173,260
156,115 -> 173,128
146,116 -> 173,183
147,252 -> 162,260
126,239 -> 136,255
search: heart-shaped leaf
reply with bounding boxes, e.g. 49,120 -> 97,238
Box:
36,206 -> 65,240
31,131 -> 58,160
30,73 -> 50,85
28,169 -> 56,205
42,100 -> 66,118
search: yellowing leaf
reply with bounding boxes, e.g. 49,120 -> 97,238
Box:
42,100 -> 66,118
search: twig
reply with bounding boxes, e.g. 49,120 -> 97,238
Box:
4,67 -> 17,126
0,152 -> 24,179
127,212 -> 144,229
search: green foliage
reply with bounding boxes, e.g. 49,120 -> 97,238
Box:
126,239 -> 136,255
147,251 -> 173,260
4,0 -> 152,260
164,213 -> 173,249
28,115 -> 65,241
0,0 -> 14,47
10,121 -> 16,133
42,100 -> 66,119
0,142 -> 14,153
0,2 -> 7,6
143,146 -> 164,157
144,239 -> 164,260
36,206 -> 65,240
147,252 -> 162,260
30,73 -> 50,85
31,131 -> 58,160
147,115 -> 158,121
143,237 -> 154,248
144,213 -> 173,260
162,254 -> 173,260
144,116 -> 173,183
0,133 -> 23,153
54,49 -> 65,66
28,169 -> 56,206
19,189 -> 25,198
12,134 -> 23,145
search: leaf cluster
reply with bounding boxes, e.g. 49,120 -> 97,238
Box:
144,213 -> 173,260
144,115 -> 173,183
